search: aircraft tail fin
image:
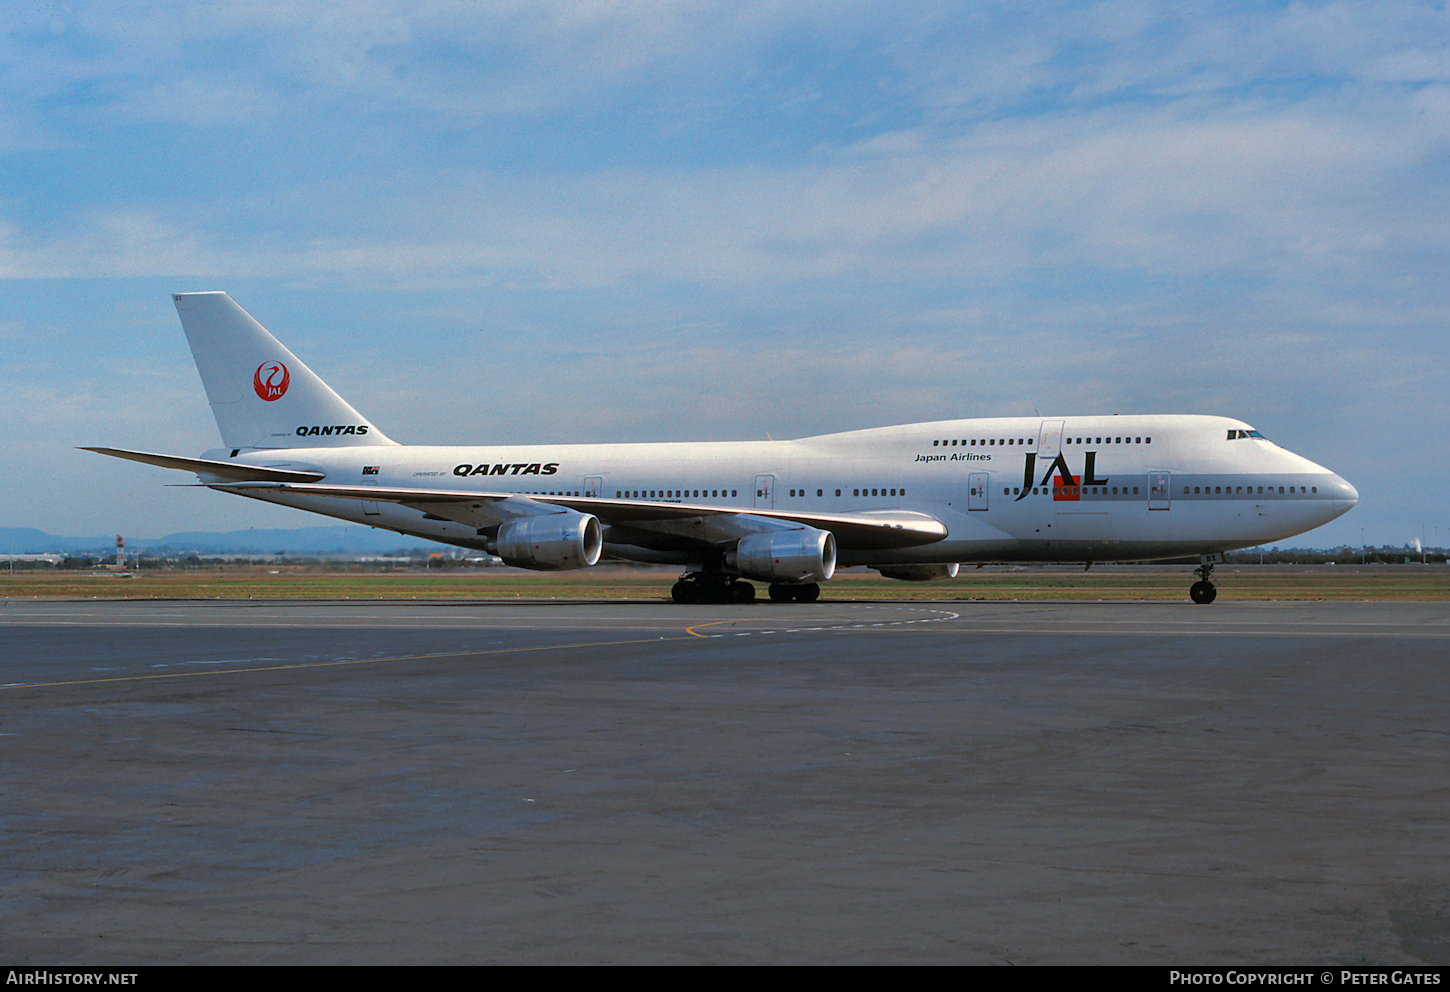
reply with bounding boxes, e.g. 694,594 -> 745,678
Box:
172,292 -> 396,449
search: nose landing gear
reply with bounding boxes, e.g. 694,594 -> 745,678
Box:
1189,555 -> 1221,604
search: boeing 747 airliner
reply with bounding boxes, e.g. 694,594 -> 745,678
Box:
87,293 -> 1358,604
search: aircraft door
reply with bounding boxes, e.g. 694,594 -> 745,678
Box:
754,474 -> 775,509
584,476 -> 603,498
968,472 -> 989,511
1037,420 -> 1065,460
1149,471 -> 1171,511
360,466 -> 381,516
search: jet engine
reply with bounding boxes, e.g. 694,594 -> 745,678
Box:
730,527 -> 836,584
490,511 -> 603,570
874,563 -> 960,582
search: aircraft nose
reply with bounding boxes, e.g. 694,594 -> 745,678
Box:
1334,475 -> 1359,506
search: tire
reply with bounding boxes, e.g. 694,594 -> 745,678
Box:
1189,580 -> 1217,604
794,583 -> 820,603
731,580 -> 756,603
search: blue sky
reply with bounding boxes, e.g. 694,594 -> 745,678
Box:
3,1 -> 1447,549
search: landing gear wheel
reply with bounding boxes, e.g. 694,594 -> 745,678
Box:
769,582 -> 822,602
670,574 -> 755,605
1189,558 -> 1220,605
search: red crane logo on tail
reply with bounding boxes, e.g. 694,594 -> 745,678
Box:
253,361 -> 290,402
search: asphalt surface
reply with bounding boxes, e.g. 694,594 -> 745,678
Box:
1,598 -> 1447,964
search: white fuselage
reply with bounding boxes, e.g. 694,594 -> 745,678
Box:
208,413 -> 1357,566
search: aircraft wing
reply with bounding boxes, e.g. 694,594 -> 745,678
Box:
220,481 -> 948,550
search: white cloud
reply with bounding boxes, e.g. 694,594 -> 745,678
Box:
5,79 -> 1447,309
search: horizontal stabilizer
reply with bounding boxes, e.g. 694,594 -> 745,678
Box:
82,447 -> 326,483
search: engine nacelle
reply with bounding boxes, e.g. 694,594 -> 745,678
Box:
490,511 -> 603,571
730,527 -> 836,584
875,562 -> 960,582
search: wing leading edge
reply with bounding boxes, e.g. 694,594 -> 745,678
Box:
219,481 -> 949,550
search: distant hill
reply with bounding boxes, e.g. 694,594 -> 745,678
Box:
0,526 -> 446,556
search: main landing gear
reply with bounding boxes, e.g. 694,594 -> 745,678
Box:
1189,558 -> 1219,605
671,573 -> 756,604
768,582 -> 820,603
669,574 -> 824,604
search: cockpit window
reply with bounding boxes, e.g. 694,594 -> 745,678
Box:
1226,429 -> 1269,441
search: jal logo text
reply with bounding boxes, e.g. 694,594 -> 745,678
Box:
1017,450 -> 1108,502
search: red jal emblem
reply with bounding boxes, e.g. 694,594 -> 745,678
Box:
253,361 -> 290,402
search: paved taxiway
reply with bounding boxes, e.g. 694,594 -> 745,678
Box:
2,598 -> 1447,964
